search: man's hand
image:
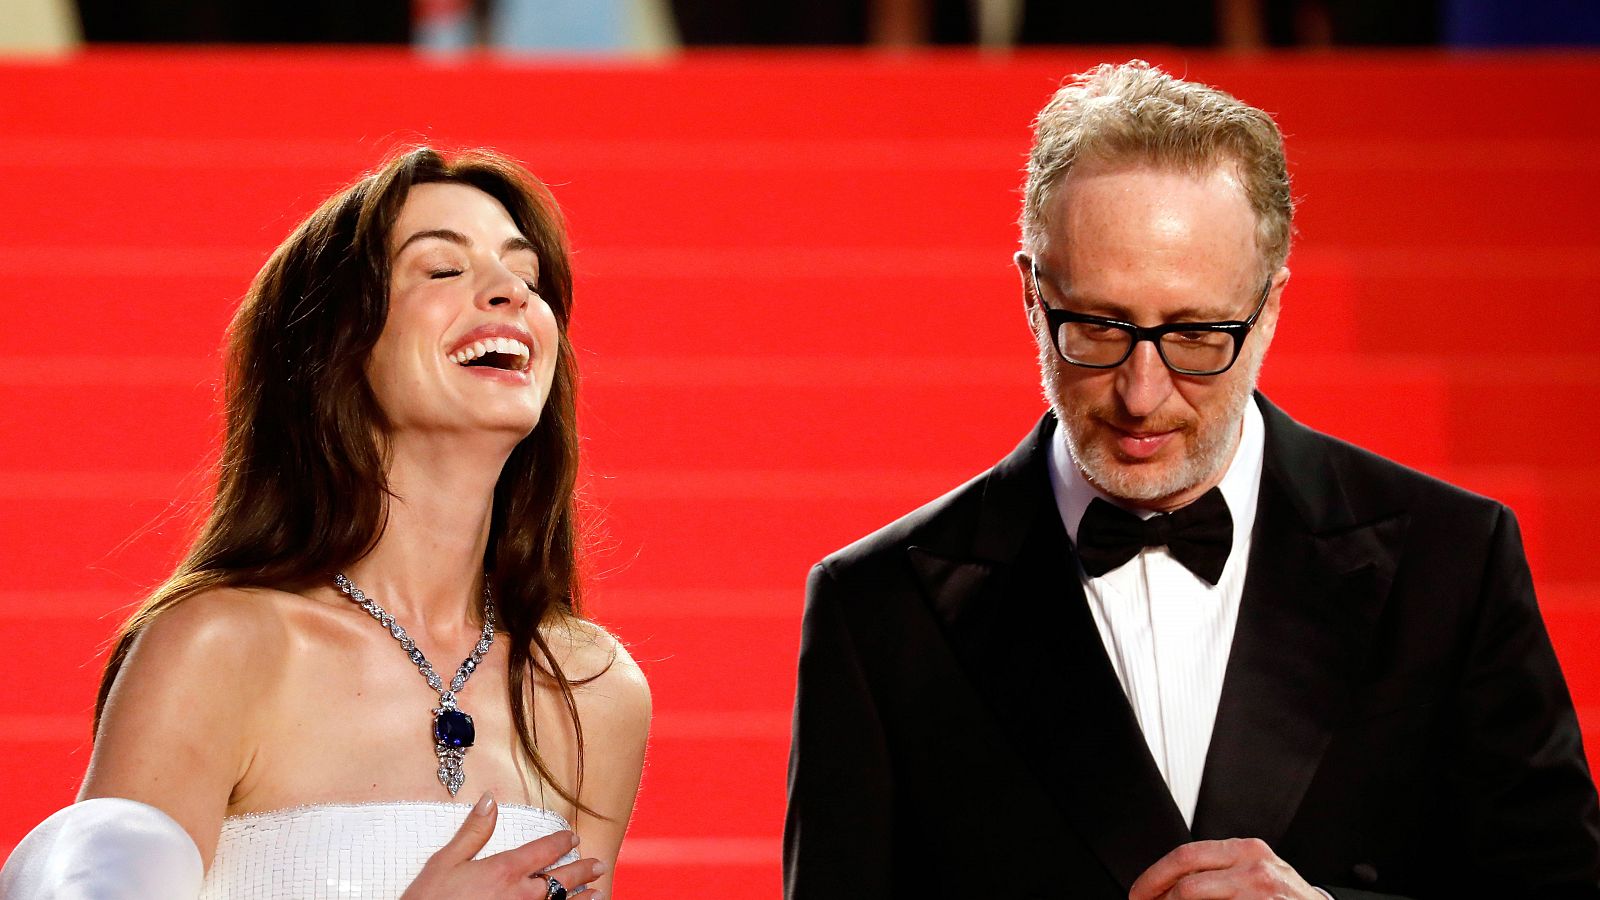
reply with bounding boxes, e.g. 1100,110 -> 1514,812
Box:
1129,838 -> 1324,900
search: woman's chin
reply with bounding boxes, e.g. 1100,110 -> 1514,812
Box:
393,409 -> 543,445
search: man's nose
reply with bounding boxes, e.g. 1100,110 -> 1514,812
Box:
1115,341 -> 1174,418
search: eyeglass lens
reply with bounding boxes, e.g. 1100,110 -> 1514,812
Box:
1056,322 -> 1234,374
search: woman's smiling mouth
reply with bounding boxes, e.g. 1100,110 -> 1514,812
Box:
445,324 -> 536,382
449,335 -> 531,371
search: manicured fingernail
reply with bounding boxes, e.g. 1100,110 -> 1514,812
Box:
591,892 -> 604,900
568,830 -> 580,848
473,792 -> 495,817
592,859 -> 609,876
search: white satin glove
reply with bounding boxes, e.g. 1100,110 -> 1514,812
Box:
0,798 -> 203,899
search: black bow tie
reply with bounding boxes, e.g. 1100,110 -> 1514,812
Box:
1075,487 -> 1233,586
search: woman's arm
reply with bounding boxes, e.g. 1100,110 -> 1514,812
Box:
556,624 -> 652,895
79,588 -> 284,868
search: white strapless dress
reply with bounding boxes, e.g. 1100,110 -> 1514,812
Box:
198,801 -> 580,899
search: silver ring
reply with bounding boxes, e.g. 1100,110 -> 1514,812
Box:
540,874 -> 567,900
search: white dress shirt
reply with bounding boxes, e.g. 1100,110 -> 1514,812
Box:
1048,398 -> 1266,827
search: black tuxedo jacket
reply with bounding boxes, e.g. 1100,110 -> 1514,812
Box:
785,397 -> 1600,899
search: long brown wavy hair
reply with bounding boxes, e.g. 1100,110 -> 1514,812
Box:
95,146 -> 595,813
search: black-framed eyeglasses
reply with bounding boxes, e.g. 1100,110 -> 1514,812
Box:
1029,257 -> 1272,377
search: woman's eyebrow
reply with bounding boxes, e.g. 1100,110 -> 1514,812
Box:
502,236 -> 537,256
394,228 -> 468,256
393,229 -> 536,258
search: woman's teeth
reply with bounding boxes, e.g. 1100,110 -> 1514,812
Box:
450,336 -> 531,370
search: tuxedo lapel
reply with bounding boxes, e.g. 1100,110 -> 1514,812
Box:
1192,397 -> 1406,843
908,415 -> 1189,888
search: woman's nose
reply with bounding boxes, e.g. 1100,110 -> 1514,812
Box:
480,264 -> 530,310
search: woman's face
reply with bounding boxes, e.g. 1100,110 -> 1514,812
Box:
366,182 -> 561,443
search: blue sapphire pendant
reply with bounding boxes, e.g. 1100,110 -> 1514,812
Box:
433,705 -> 475,795
434,709 -> 476,748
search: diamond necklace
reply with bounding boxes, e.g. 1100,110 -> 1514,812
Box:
333,573 -> 496,796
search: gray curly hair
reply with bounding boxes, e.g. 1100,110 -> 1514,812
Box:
1021,60 -> 1294,275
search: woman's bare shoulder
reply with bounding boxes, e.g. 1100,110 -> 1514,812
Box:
83,586 -> 314,863
139,584 -> 297,637
96,586 -> 323,747
539,616 -> 650,849
122,586 -> 309,677
541,616 -> 651,725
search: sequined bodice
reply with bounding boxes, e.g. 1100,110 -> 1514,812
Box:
197,801 -> 577,899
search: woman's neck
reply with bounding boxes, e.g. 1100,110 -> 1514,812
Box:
338,432 -> 508,632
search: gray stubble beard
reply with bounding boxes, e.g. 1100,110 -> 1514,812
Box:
1038,336 -> 1262,505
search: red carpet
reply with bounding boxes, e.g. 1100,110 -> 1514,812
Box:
2,49 -> 1598,896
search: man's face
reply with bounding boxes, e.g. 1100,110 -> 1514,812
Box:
1019,161 -> 1286,512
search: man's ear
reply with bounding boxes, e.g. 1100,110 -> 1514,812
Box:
1272,265 -> 1291,297
1256,265 -> 1291,347
1014,250 -> 1040,320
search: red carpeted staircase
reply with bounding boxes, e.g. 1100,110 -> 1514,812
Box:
1,50 -> 1597,897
